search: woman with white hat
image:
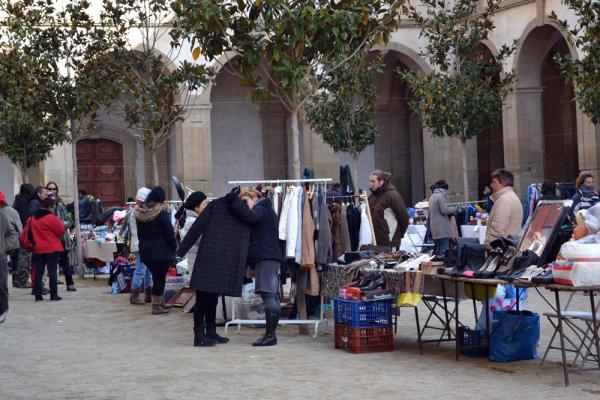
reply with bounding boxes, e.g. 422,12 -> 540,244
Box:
126,187 -> 153,305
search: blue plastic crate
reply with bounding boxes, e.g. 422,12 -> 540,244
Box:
334,297 -> 394,328
458,326 -> 488,357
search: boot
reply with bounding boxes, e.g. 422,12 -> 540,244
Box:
151,295 -> 170,315
206,321 -> 229,343
161,297 -> 173,310
193,326 -> 217,347
144,287 -> 152,303
253,311 -> 279,347
130,288 -> 145,305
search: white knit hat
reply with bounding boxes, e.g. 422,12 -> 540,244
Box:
136,187 -> 151,201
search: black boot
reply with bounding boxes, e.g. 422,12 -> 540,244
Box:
194,326 -> 217,347
253,311 -> 279,347
206,322 -> 229,344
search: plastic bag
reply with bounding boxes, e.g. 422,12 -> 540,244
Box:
558,240 -> 600,286
489,310 -> 540,362
585,204 -> 600,234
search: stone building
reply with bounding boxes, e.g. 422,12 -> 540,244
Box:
1,0 -> 598,207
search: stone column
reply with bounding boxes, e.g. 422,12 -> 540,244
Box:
177,101 -> 213,196
577,109 -> 600,178
504,87 -> 545,196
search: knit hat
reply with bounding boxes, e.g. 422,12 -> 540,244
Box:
185,191 -> 207,210
0,191 -> 5,206
146,187 -> 166,203
136,187 -> 151,202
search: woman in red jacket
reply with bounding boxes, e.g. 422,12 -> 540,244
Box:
30,195 -> 65,301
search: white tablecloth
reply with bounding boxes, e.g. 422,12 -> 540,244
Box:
83,240 -> 117,262
461,224 -> 487,244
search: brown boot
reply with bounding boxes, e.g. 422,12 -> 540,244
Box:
130,288 -> 145,305
162,297 -> 173,310
144,288 -> 152,303
152,295 -> 170,315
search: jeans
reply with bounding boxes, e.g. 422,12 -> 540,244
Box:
434,238 -> 450,257
32,252 -> 59,297
0,254 -> 8,314
145,261 -> 169,296
132,252 -> 152,290
58,251 -> 74,287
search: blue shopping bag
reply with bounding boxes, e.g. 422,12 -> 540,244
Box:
489,310 -> 540,362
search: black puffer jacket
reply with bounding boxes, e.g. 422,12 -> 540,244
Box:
135,203 -> 176,264
228,196 -> 282,265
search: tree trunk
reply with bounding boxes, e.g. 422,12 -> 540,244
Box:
70,122 -> 84,278
461,138 -> 469,202
18,164 -> 28,184
151,149 -> 159,187
288,107 -> 301,180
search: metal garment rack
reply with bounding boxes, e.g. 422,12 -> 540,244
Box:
225,178 -> 332,338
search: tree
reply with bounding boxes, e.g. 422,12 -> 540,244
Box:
305,52 -> 382,191
103,0 -> 213,186
551,0 -> 600,124
0,48 -> 67,183
171,0 -> 404,179
1,0 -> 127,275
401,0 -> 516,201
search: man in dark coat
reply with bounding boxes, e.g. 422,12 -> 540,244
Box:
177,196 -> 251,347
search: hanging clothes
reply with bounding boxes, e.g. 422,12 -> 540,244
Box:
315,200 -> 332,264
346,204 -> 361,251
522,184 -> 540,227
328,203 -> 343,259
340,165 -> 355,197
285,186 -> 301,258
278,187 -> 293,241
340,203 -> 351,253
294,189 -> 304,263
358,203 -> 373,248
301,194 -> 316,269
273,185 -> 283,217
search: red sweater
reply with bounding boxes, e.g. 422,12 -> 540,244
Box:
30,210 -> 65,254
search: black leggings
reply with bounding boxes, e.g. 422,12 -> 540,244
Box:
194,291 -> 219,329
145,262 -> 169,296
58,251 -> 74,287
260,292 -> 280,314
33,252 -> 59,297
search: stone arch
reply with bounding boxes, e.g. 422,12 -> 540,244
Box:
372,49 -> 426,206
513,23 -> 579,187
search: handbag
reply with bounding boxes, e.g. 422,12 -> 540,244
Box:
489,310 -> 540,362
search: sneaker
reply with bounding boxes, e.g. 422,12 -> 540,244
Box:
67,285 -> 77,292
0,311 -> 7,324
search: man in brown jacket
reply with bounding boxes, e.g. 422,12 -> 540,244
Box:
368,170 -> 409,247
484,169 -> 523,247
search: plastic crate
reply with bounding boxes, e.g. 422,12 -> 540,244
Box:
334,324 -> 394,354
458,326 -> 488,357
334,297 -> 394,328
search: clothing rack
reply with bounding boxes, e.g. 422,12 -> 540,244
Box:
225,178 -> 331,337
125,200 -> 183,206
448,200 -> 487,206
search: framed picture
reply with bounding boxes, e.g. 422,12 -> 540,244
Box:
166,287 -> 195,308
518,200 -> 568,264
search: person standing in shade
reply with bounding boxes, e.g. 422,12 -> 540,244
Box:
30,195 -> 64,301
178,191 -> 209,279
124,187 -> 153,305
134,187 -> 176,315
484,169 -> 523,247
45,182 -> 76,292
428,180 -> 456,257
0,192 -> 22,290
226,188 -> 282,346
368,170 -> 409,248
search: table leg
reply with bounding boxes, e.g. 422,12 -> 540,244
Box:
441,281 -> 451,340
554,290 -> 570,386
588,292 -> 600,369
485,286 -> 490,350
455,280 -> 460,361
470,283 -> 477,320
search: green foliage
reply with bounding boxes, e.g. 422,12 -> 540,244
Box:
401,0 -> 516,142
305,52 -> 381,158
551,1 -> 600,124
171,0 -> 403,111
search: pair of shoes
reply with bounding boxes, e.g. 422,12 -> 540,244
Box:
253,311 -> 279,347
193,326 -> 217,347
31,287 -> 49,295
517,266 -> 546,281
531,269 -> 554,284
130,288 -> 145,305
253,333 -> 277,346
50,295 -> 62,301
66,285 -> 77,292
473,252 -> 503,279
151,295 -> 169,315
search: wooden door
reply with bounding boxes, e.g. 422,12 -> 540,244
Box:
77,139 -> 124,208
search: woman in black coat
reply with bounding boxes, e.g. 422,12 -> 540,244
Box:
226,188 -> 282,346
134,187 -> 176,315
177,192 -> 251,347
